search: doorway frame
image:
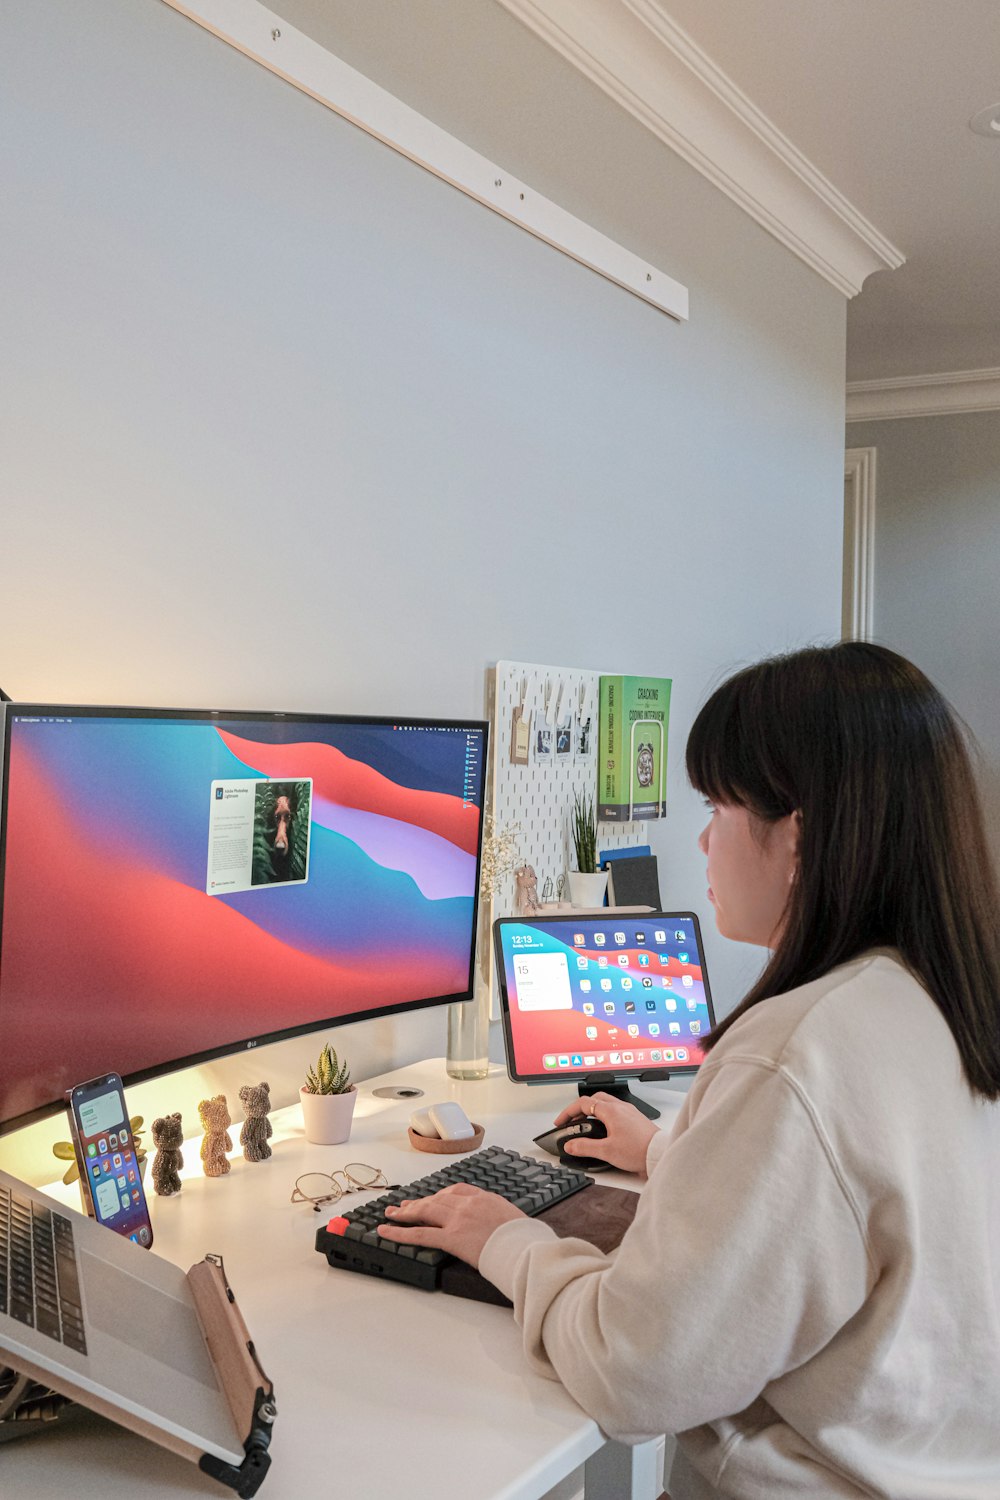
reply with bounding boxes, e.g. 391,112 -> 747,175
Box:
844,446 -> 877,640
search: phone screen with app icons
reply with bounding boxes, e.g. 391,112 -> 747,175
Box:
69,1073 -> 154,1247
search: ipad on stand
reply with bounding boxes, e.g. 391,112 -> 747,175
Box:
494,911 -> 715,1120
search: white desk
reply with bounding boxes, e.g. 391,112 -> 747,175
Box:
1,1059 -> 681,1500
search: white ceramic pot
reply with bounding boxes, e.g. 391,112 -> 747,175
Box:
299,1085 -> 357,1146
567,870 -> 609,908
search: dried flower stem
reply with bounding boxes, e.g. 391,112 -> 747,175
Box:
479,815 -> 521,900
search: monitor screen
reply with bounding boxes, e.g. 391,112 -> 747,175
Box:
495,912 -> 714,1084
0,705 -> 488,1131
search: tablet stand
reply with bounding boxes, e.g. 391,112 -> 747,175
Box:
578,1073 -> 661,1120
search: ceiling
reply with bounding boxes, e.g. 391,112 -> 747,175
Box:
260,0 -> 1000,383
614,0 -> 1000,382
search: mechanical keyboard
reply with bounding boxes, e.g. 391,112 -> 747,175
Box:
314,1144 -> 593,1291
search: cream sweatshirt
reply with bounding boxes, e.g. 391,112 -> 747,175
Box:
479,953 -> 1000,1498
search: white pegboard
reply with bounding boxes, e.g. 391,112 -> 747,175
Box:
477,660 -> 661,1023
487,660 -> 649,912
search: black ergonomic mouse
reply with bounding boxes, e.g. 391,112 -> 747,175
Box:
533,1116 -> 610,1172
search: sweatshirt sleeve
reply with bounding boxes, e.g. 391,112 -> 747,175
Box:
478,1058 -> 875,1442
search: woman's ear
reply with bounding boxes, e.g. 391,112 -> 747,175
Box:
771,810 -> 802,884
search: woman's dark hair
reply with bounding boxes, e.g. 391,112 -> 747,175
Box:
686,641 -> 1000,1100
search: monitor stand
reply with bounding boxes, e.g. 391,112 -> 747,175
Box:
578,1073 -> 661,1120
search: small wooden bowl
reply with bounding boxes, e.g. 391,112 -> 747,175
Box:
407,1123 -> 485,1154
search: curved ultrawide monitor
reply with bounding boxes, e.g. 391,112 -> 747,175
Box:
0,704 -> 488,1132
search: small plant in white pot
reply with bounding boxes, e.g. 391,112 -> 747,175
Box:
300,1042 -> 357,1146
567,791 -> 608,907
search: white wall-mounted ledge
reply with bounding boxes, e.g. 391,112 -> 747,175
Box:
159,0 -> 689,321
846,369 -> 1000,422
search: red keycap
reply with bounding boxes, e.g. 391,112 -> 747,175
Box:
326,1216 -> 350,1235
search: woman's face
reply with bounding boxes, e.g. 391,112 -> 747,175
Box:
698,802 -> 799,948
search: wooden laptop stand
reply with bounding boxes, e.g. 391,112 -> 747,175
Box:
0,1253 -> 276,1498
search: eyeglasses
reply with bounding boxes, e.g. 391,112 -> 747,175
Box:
290,1164 -> 389,1212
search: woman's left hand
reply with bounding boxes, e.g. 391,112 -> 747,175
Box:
377,1183 -> 525,1268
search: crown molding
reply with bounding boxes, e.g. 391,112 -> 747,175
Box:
846,368 -> 1000,422
495,0 -> 904,298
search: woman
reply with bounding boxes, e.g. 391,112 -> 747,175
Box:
380,643 -> 1000,1498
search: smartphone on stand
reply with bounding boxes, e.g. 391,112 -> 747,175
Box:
68,1072 -> 154,1247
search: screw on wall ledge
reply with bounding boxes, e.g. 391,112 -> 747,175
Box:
271,29 -> 281,40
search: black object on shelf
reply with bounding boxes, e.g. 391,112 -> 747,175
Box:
606,854 -> 661,909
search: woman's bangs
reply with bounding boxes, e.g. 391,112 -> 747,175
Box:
686,678 -> 750,807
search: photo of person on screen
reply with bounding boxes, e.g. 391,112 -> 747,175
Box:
251,779 -> 310,886
377,642 -> 1000,1499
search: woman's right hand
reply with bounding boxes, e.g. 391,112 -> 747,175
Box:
553,1092 -> 658,1175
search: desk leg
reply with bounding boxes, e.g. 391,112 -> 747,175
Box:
583,1436 -> 663,1500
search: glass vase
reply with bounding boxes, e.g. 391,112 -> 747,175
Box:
447,901 -> 492,1079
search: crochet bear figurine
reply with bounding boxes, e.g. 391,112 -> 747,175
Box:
514,863 -> 541,916
198,1094 -> 232,1177
238,1082 -> 273,1163
150,1112 -> 184,1196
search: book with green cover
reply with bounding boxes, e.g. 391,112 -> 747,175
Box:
597,675 -> 671,821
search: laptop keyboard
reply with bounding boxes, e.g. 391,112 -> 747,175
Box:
315,1144 -> 593,1291
0,1185 -> 87,1354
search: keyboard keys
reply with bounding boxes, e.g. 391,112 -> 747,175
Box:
315,1146 -> 592,1291
0,1185 -> 87,1353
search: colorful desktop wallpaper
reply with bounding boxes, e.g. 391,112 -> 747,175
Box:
0,712 -> 485,1126
498,917 -> 711,1078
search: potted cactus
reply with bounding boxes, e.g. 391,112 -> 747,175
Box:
299,1042 -> 357,1145
568,791 -> 608,907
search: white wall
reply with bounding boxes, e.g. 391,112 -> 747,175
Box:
0,0 -> 846,1181
847,411 -> 1000,858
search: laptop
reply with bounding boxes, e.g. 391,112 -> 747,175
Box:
0,1167 -> 275,1495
